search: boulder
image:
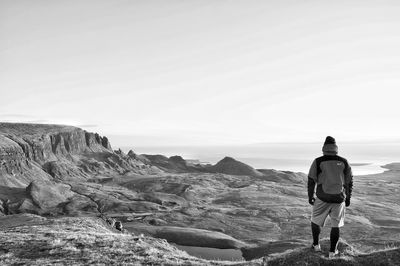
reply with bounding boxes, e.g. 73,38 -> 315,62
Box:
26,180 -> 75,209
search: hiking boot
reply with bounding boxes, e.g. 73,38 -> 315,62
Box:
328,250 -> 339,258
312,244 -> 321,252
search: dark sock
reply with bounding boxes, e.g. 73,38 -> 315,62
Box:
330,227 -> 340,252
311,222 -> 320,246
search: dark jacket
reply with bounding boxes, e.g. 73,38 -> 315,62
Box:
308,143 -> 353,203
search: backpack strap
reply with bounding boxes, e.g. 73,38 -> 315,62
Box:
316,156 -> 324,177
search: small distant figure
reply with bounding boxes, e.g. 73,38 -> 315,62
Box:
115,221 -> 123,231
105,217 -> 116,228
262,256 -> 267,265
307,136 -> 353,258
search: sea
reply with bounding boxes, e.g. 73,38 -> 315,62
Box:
121,142 -> 400,176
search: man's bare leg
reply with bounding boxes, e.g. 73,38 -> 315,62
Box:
330,227 -> 340,252
311,222 -> 321,246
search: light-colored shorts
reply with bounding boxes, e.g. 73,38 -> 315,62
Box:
311,197 -> 346,227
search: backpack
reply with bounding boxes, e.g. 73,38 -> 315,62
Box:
315,155 -> 349,203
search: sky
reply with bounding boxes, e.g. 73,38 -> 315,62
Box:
1,0 -> 400,147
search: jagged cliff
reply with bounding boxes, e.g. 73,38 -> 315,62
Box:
0,123 -> 159,187
0,123 -> 111,162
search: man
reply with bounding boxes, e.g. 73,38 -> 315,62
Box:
307,136 -> 353,258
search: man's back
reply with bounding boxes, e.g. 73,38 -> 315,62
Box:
314,155 -> 350,194
308,137 -> 353,204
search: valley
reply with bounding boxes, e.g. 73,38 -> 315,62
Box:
0,123 -> 399,264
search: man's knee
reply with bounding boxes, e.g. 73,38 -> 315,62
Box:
311,222 -> 321,233
311,221 -> 323,229
311,222 -> 320,228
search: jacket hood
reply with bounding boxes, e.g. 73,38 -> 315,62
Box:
322,143 -> 338,155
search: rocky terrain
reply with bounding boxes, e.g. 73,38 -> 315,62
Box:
1,122 -> 399,265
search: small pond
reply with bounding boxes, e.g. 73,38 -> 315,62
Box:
172,244 -> 244,261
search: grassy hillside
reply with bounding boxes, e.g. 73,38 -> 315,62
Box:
0,214 -> 250,265
1,214 -> 398,265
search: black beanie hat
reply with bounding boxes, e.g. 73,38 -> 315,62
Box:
324,136 -> 336,145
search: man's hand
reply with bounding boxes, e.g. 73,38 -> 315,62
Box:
309,197 -> 315,205
345,198 -> 350,207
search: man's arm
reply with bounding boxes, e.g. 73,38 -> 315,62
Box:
308,160 -> 317,205
308,178 -> 316,204
344,161 -> 353,207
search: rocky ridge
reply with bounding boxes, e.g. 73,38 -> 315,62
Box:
0,123 -> 159,187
